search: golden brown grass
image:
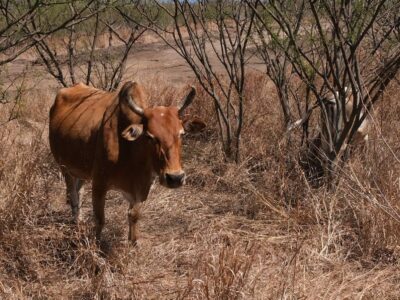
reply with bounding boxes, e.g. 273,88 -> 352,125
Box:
0,72 -> 400,299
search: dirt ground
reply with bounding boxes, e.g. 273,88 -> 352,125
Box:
5,34 -> 265,91
1,33 -> 400,299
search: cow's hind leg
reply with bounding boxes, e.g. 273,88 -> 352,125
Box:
63,171 -> 83,223
128,202 -> 141,244
92,182 -> 107,240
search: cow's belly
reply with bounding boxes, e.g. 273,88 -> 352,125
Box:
50,132 -> 98,179
49,112 -> 101,180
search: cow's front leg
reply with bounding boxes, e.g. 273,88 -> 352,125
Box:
128,202 -> 141,244
92,183 -> 107,240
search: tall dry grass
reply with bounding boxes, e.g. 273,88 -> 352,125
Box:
0,72 -> 400,299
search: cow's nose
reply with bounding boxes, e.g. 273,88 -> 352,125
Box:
165,172 -> 185,187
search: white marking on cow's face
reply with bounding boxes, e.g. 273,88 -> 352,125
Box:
160,113 -> 165,117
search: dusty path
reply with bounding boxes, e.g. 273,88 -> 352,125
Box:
125,40 -> 265,87
4,37 -> 265,91
126,41 -> 196,86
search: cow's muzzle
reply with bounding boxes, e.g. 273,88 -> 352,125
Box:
164,171 -> 186,188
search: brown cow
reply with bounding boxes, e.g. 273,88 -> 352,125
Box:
49,81 -> 196,243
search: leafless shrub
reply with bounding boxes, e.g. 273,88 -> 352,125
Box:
0,65 -> 31,125
0,0 -> 103,65
248,0 -> 400,186
29,2 -> 146,90
132,0 -> 257,162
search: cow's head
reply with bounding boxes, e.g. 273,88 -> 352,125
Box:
119,81 -> 196,188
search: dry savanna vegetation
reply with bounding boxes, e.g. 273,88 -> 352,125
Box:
1,1 -> 400,299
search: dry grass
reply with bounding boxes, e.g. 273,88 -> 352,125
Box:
0,72 -> 400,299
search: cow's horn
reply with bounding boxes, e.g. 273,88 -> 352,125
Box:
178,86 -> 196,115
127,95 -> 145,117
121,81 -> 145,117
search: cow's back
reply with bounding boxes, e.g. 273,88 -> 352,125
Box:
49,83 -> 116,179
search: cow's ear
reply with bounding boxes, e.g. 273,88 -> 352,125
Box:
178,86 -> 196,116
122,124 -> 143,141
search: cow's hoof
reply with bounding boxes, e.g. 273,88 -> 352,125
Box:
72,214 -> 81,225
128,238 -> 138,248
